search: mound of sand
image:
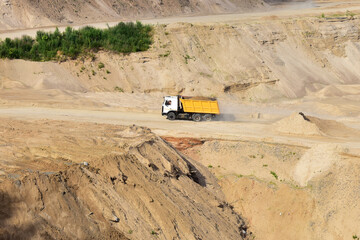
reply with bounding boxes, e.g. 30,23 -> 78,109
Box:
0,119 -> 247,240
307,115 -> 360,137
275,112 -> 360,137
274,112 -> 324,136
274,113 -> 360,137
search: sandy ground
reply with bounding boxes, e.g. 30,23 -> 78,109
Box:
2,106 -> 359,239
1,106 -> 360,240
1,1 -> 360,239
1,1 -> 360,39
0,118 -> 249,239
0,107 -> 359,150
0,0 -> 265,31
171,127 -> 360,239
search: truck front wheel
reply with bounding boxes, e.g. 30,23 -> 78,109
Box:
167,112 -> 176,120
192,113 -> 202,122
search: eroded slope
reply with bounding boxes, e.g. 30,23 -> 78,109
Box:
168,135 -> 360,239
1,15 -> 360,116
0,119 -> 248,240
0,0 -> 264,30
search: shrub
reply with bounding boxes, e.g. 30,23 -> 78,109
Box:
159,50 -> 171,57
114,86 -> 124,92
98,62 -> 105,69
270,171 -> 278,180
0,22 -> 152,62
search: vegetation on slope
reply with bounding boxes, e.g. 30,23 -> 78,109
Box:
0,22 -> 152,61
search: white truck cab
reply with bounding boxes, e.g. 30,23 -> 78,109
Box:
162,96 -> 179,115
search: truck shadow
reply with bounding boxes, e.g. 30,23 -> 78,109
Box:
166,114 -> 237,122
214,114 -> 236,121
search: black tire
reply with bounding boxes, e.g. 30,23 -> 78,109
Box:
192,113 -> 202,122
203,114 -> 212,121
167,112 -> 176,120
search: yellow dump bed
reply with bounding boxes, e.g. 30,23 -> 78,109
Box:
180,98 -> 220,114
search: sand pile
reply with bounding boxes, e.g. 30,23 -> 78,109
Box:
274,112 -> 324,136
306,115 -> 360,137
274,112 -> 360,137
0,119 -> 247,240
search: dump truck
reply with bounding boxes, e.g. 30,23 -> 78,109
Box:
162,95 -> 220,121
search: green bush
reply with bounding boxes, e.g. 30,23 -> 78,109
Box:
270,171 -> 278,180
114,86 -> 124,92
0,21 -> 152,61
98,62 -> 105,69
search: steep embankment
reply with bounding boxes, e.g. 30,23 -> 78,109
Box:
0,0 -> 264,30
1,14 -> 360,110
0,119 -> 248,240
171,134 -> 360,240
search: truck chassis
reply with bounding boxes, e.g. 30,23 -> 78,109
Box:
167,112 -> 216,122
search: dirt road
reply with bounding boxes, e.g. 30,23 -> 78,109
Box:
1,107 -> 360,155
0,107 -> 270,139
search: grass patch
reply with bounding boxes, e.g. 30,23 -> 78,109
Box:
159,50 -> 171,57
98,62 -> 105,69
114,86 -> 124,92
318,10 -> 356,19
268,181 -> 277,187
346,10 -> 355,17
0,21 -> 152,61
270,171 -> 278,180
184,54 -> 196,64
303,31 -> 316,38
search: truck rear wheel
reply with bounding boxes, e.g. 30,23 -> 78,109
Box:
192,113 -> 202,122
203,114 -> 212,121
167,112 -> 176,120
